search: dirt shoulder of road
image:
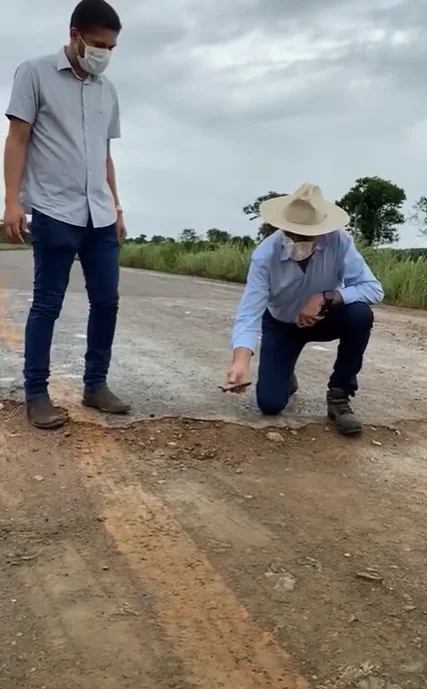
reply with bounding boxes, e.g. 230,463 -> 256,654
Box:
1,402 -> 426,689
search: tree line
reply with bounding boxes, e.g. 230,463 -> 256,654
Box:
244,176 -> 427,246
125,227 -> 256,249
0,176 -> 423,248
125,176 -> 427,249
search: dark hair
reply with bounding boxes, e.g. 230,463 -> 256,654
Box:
70,0 -> 122,33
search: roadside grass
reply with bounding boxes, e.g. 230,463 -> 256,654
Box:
120,242 -> 252,282
0,243 -> 29,250
120,242 -> 427,310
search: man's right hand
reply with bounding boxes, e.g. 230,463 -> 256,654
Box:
224,361 -> 251,393
223,349 -> 251,393
3,201 -> 27,243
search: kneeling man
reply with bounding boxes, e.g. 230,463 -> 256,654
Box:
225,183 -> 384,435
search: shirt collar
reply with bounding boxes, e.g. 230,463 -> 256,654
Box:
56,48 -> 72,71
56,47 -> 97,82
280,232 -> 327,262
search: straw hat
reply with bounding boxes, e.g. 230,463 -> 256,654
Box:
259,183 -> 349,236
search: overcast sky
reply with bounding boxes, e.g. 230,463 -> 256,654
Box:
1,0 -> 426,246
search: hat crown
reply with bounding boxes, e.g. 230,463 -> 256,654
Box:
258,181 -> 349,237
284,184 -> 327,226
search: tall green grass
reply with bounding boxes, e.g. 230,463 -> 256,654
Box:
120,242 -> 252,282
120,242 -> 427,309
362,247 -> 427,309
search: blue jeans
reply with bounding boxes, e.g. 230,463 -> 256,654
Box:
257,303 -> 374,415
24,209 -> 119,400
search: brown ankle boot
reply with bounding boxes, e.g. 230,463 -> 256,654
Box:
26,396 -> 67,429
82,384 -> 131,414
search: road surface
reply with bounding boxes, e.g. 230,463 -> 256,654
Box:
0,250 -> 426,426
0,250 -> 426,689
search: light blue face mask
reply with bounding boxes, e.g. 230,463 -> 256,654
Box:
77,35 -> 111,75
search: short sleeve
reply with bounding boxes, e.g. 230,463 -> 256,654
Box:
108,85 -> 121,139
5,61 -> 39,125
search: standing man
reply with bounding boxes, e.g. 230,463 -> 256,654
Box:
225,183 -> 384,435
3,0 -> 129,428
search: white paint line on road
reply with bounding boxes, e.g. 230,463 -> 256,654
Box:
311,345 -> 330,352
193,279 -> 240,290
121,267 -> 242,291
122,268 -> 179,280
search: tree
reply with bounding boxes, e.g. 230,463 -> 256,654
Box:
133,233 -> 147,244
150,235 -> 167,244
337,176 -> 406,245
206,228 -> 231,244
243,191 -> 286,242
179,228 -> 199,243
243,191 -> 284,220
257,222 -> 278,242
410,196 -> 427,235
229,235 -> 255,249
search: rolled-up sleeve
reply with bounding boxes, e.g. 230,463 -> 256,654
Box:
338,236 -> 384,305
232,258 -> 270,352
108,85 -> 121,139
6,61 -> 39,125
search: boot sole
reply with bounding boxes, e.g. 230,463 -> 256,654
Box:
28,415 -> 67,430
327,412 -> 362,436
82,399 -> 131,414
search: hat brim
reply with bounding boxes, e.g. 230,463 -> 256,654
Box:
259,196 -> 350,237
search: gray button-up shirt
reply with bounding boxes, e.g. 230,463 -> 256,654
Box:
6,48 -> 120,228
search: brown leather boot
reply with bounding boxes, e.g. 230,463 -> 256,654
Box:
26,396 -> 67,429
327,388 -> 362,435
82,384 -> 131,414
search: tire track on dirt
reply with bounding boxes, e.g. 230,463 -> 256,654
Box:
77,427 -> 310,689
0,281 -> 310,687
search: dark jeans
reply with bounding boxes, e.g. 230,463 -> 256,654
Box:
24,209 -> 119,400
257,303 -> 374,415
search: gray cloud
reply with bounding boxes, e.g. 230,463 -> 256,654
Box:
1,0 -> 426,245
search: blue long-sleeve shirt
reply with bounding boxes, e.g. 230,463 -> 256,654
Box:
232,229 -> 384,351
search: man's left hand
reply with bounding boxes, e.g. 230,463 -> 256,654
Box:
296,293 -> 325,328
116,212 -> 127,244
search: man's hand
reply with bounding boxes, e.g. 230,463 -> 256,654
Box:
223,360 -> 251,393
222,347 -> 252,393
3,200 -> 27,244
296,292 -> 325,328
116,211 -> 126,244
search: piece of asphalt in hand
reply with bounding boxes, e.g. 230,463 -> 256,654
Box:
218,382 -> 252,393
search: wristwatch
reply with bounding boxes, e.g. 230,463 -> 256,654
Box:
323,291 -> 335,308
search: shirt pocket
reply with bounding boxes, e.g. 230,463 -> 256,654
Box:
93,87 -> 114,138
92,105 -> 110,138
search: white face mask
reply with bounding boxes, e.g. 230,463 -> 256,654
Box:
77,36 -> 111,75
283,235 -> 316,262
